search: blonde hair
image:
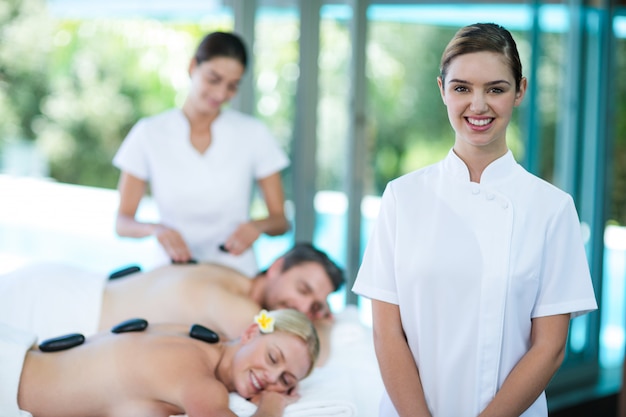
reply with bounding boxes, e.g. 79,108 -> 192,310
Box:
265,309 -> 320,377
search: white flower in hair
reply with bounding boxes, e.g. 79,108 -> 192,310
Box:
254,309 -> 275,334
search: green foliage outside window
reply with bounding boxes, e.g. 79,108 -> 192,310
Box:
2,1 -> 625,226
0,0 -> 228,188
0,0 -> 52,145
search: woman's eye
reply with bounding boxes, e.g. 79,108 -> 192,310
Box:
269,354 -> 276,363
453,85 -> 468,93
281,374 -> 292,386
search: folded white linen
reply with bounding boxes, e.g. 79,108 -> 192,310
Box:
228,391 -> 355,417
0,262 -> 107,341
0,322 -> 36,417
174,370 -> 358,417
172,390 -> 355,417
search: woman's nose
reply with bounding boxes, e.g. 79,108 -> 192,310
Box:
213,84 -> 230,102
266,367 -> 282,385
470,92 -> 488,113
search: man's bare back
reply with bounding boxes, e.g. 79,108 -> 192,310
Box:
0,243 -> 342,356
100,264 -> 261,340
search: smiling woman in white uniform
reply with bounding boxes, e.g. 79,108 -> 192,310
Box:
352,23 -> 597,417
113,32 -> 289,276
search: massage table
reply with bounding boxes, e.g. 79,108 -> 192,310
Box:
0,264 -> 384,416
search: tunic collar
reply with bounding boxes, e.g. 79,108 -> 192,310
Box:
443,149 -> 518,185
175,107 -> 227,128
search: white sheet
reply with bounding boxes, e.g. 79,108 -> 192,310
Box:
228,390 -> 356,417
324,306 -> 384,417
0,262 -> 106,341
0,323 -> 36,417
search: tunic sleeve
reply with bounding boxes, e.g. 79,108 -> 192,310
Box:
532,195 -> 598,319
112,119 -> 150,181
352,183 -> 400,305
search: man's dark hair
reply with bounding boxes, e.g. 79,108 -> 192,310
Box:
280,242 -> 345,292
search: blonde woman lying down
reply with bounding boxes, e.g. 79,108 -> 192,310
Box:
14,309 -> 318,417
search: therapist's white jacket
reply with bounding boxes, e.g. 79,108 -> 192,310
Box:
114,108 -> 289,276
353,149 -> 598,417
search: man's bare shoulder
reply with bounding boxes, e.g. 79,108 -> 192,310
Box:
125,264 -> 261,339
187,264 -> 252,294
146,264 -> 250,292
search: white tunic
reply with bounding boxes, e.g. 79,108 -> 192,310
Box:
113,108 -> 289,276
352,150 -> 597,417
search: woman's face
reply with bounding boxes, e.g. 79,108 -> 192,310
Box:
231,328 -> 311,399
438,51 -> 526,155
188,56 -> 245,115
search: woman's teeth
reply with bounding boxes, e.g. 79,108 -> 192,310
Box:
468,118 -> 493,126
251,373 -> 262,390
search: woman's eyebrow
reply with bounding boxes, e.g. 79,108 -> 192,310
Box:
207,69 -> 222,78
485,80 -> 512,86
448,78 -> 511,86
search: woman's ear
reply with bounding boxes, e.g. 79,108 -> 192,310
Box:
437,76 -> 447,105
188,58 -> 197,77
241,323 -> 260,344
514,77 -> 528,107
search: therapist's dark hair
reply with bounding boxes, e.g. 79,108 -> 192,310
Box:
439,23 -> 523,92
194,32 -> 248,70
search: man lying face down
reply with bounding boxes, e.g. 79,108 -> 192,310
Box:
100,243 -> 345,339
0,243 -> 344,342
15,309 -> 319,417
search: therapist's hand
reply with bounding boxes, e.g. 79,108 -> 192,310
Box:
223,222 -> 261,255
153,224 -> 192,263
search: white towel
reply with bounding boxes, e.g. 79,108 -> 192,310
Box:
228,391 -> 356,417
0,322 -> 36,417
171,363 -> 357,417
0,262 -> 107,341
